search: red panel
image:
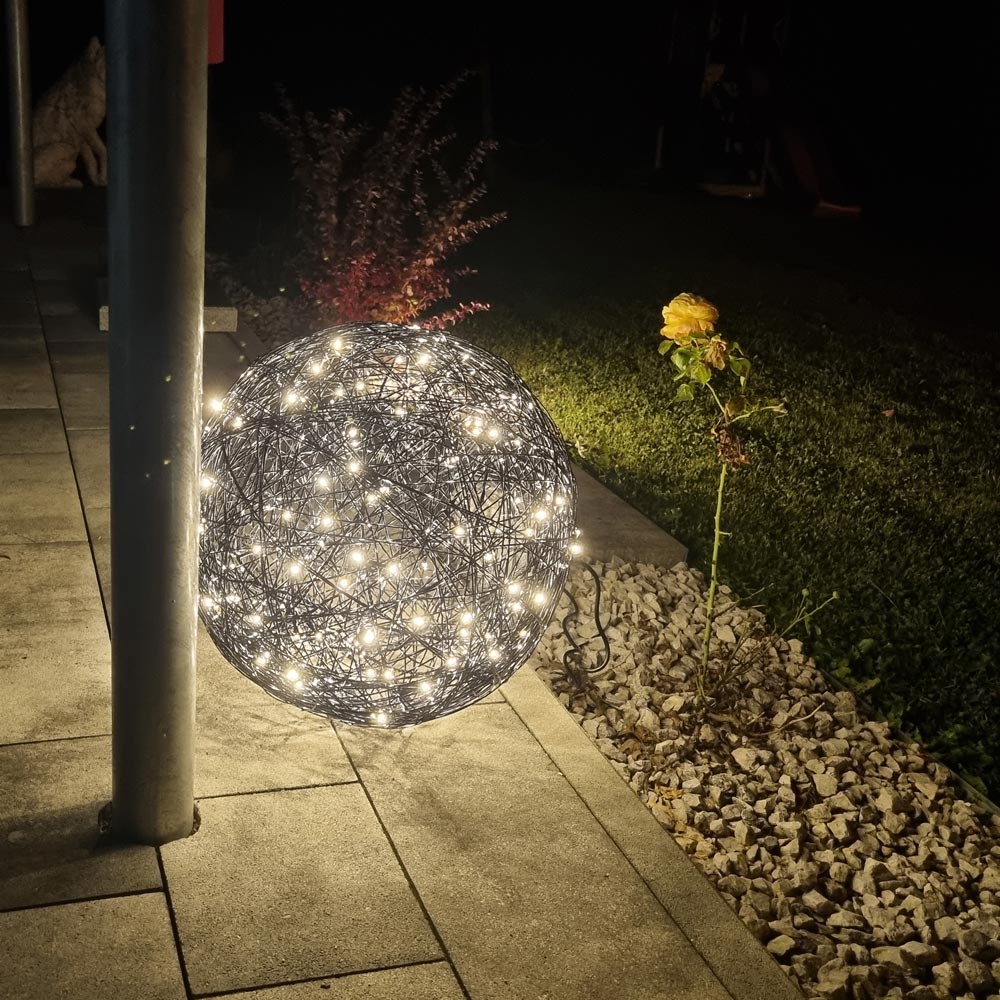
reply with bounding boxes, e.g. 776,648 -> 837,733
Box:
208,0 -> 224,64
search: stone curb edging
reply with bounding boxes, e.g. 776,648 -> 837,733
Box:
501,667 -> 805,1000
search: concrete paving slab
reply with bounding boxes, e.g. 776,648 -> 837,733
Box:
161,784 -> 441,996
0,894 -> 186,1000
0,322 -> 44,344
0,241 -> 29,270
0,269 -> 34,301
0,334 -> 57,409
338,705 -> 730,1000
53,371 -> 109,428
67,428 -> 110,510
35,278 -> 93,317
501,667 -> 803,1000
30,264 -> 74,281
0,452 -> 88,543
231,962 -> 466,999
38,297 -> 82,318
0,541 -> 104,626
0,616 -> 111,744
0,409 -> 66,453
34,275 -> 96,304
30,257 -> 101,282
0,298 -> 40,326
49,338 -> 109,373
42,312 -> 105,341
84,504 -> 111,608
0,737 -> 160,910
573,463 -> 688,568
196,627 -> 356,797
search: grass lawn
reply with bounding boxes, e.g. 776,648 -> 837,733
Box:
455,179 -> 1000,796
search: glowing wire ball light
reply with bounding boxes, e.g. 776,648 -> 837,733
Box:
199,323 -> 577,728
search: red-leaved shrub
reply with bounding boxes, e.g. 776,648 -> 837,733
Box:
218,76 -> 504,343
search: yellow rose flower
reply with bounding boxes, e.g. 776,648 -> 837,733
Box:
703,336 -> 728,370
660,293 -> 719,341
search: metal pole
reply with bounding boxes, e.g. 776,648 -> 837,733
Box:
107,0 -> 207,845
5,0 -> 34,227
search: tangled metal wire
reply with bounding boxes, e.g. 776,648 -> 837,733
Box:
199,323 -> 578,727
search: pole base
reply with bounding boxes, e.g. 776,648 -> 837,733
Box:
98,801 -> 202,842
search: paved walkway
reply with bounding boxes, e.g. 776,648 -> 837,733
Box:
0,198 -> 800,1000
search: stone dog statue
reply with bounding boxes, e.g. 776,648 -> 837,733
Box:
33,37 -> 107,188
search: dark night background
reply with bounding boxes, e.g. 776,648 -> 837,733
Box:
0,0 -> 995,358
7,1 -> 996,242
4,3 -> 1000,788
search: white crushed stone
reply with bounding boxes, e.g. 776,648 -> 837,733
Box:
530,558 -> 1000,1000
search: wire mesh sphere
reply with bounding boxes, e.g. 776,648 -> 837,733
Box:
199,323 -> 578,727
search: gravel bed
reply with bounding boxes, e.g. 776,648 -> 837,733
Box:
530,558 -> 1000,1000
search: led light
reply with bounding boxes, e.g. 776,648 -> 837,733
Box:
198,322 -> 577,728
210,398 -> 223,411
533,592 -> 546,606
